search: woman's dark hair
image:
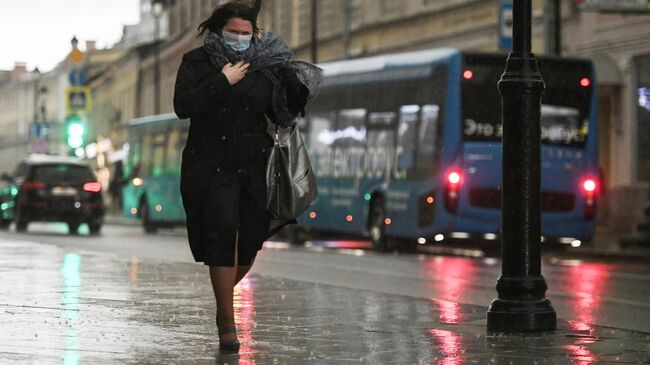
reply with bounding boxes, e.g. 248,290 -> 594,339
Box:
197,1 -> 262,36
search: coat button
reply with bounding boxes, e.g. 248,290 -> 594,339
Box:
244,106 -> 249,111
216,167 -> 221,172
221,136 -> 227,141
237,168 -> 243,173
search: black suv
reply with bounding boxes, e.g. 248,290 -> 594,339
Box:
0,155 -> 105,234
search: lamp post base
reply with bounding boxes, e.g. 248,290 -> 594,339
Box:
487,276 -> 557,333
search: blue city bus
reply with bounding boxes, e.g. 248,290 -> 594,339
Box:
122,113 -> 187,232
296,48 -> 599,250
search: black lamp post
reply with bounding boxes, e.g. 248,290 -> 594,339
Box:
310,0 -> 318,63
486,0 -> 557,333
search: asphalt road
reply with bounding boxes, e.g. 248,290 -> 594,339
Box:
1,222 -> 649,334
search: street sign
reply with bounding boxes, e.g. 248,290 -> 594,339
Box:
65,87 -> 92,113
30,139 -> 47,154
499,1 -> 513,51
69,49 -> 85,65
29,122 -> 51,139
68,69 -> 87,86
577,0 -> 650,13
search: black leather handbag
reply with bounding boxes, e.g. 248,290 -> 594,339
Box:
266,125 -> 318,220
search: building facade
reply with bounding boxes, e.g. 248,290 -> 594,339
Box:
561,8 -> 650,232
0,63 -> 36,172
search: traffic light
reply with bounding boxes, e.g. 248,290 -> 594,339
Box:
65,114 -> 85,149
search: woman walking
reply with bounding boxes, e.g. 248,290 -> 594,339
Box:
173,0 -> 318,352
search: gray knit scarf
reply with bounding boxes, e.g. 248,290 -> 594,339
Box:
204,31 -> 322,99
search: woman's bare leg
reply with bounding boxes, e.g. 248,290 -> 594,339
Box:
235,258 -> 255,285
209,231 -> 239,341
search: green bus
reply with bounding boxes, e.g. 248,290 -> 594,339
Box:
122,113 -> 187,232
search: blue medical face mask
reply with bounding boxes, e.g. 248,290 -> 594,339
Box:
222,31 -> 252,52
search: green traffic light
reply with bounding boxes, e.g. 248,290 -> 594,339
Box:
65,115 -> 85,149
67,135 -> 84,149
67,123 -> 84,137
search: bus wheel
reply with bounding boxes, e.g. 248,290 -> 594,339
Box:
140,199 -> 158,234
285,225 -> 306,245
369,196 -> 390,252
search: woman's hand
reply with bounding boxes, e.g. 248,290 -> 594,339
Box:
222,61 -> 250,85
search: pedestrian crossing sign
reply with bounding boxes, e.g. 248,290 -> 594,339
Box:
66,87 -> 92,113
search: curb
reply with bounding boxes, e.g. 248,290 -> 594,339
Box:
104,215 -> 141,226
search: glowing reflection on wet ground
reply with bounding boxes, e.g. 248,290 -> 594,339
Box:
2,239 -> 649,363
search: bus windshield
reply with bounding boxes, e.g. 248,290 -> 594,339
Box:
461,54 -> 593,148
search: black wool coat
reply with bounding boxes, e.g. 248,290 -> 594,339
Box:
173,46 -> 308,262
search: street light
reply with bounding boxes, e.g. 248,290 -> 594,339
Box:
152,1 -> 164,116
486,0 -> 557,333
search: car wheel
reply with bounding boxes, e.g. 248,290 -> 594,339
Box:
68,222 -> 80,235
88,223 -> 102,235
368,195 -> 390,252
15,219 -> 28,232
0,217 -> 10,230
140,200 -> 158,234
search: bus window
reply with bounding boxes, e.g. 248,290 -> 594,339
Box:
125,132 -> 142,178
541,105 -> 586,146
416,104 -> 440,176
368,111 -> 396,128
151,132 -> 167,177
332,109 -> 366,178
166,128 -> 184,175
140,134 -> 153,177
309,112 -> 336,177
367,112 -> 395,180
335,109 -> 367,147
397,105 -> 419,177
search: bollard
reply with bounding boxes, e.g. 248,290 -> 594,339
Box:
486,0 -> 557,333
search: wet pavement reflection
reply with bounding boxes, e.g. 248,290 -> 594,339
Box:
1,239 -> 649,364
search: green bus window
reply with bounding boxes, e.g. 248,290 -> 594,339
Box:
151,132 -> 166,177
140,134 -> 153,177
166,129 -> 183,175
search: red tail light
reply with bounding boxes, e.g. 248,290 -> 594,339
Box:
581,178 -> 597,220
582,179 -> 596,193
22,181 -> 45,191
444,169 -> 463,213
83,182 -> 102,193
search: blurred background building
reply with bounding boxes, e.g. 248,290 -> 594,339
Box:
0,0 -> 648,235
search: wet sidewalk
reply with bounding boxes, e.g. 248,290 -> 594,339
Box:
1,239 -> 649,364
